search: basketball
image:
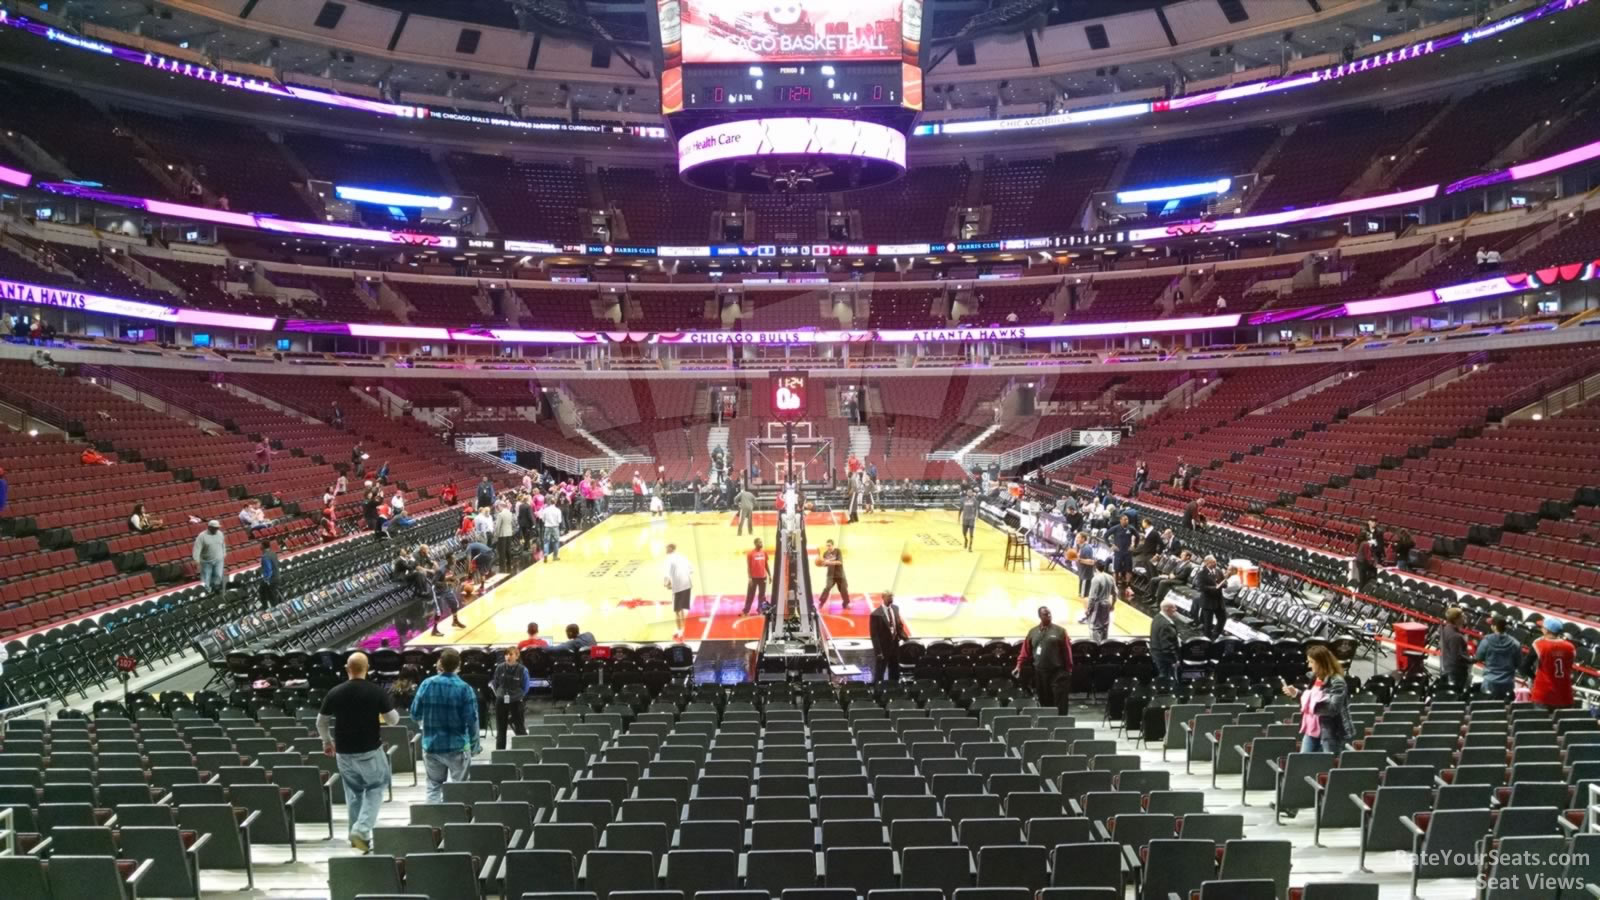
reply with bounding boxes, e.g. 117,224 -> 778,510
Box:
901,552 -> 913,564
1066,549 -> 1079,562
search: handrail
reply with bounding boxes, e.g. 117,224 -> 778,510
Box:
966,426 -> 1121,471
490,433 -> 619,475
1497,352 -> 1600,413
80,364 -> 231,426
0,697 -> 50,721
0,375 -> 75,429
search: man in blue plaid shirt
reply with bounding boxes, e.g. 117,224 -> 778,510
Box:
409,648 -> 481,802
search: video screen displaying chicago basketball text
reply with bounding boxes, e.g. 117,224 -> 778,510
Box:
676,0 -> 905,64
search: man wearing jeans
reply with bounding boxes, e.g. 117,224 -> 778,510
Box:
410,648 -> 480,803
538,501 -> 563,562
316,652 -> 398,852
192,519 -> 226,595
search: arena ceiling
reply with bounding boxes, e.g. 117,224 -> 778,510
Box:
23,0 -> 1578,123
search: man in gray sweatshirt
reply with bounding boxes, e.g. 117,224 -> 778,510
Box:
735,484 -> 756,535
193,519 -> 227,594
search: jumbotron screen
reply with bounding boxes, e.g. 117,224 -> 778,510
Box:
659,1 -> 922,113
677,0 -> 905,64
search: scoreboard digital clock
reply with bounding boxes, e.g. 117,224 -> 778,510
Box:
681,62 -> 905,111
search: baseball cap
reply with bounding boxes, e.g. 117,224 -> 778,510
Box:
206,519 -> 220,528
1545,617 -> 1565,633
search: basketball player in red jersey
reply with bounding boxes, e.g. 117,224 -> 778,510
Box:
1522,617 -> 1576,710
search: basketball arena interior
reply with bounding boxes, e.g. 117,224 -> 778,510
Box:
4,0 -> 1600,896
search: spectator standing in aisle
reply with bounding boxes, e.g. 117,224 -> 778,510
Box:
1439,608 -> 1470,697
1015,606 -> 1072,714
491,646 -> 529,750
538,499 -> 563,561
476,475 -> 496,510
517,494 -> 535,551
362,482 -> 381,533
1365,519 -> 1387,561
473,505 -> 494,543
735,482 -> 756,535
1150,599 -> 1181,682
1193,555 -> 1227,638
816,539 -> 850,610
1473,616 -> 1520,700
258,540 -> 279,610
869,591 -> 909,683
1353,537 -> 1379,587
255,437 -> 273,473
1393,529 -> 1415,571
410,649 -> 480,804
742,538 -> 769,616
1131,460 -> 1148,497
316,651 -> 398,852
1523,617 -> 1577,710
1281,645 -> 1354,756
493,501 -> 517,573
959,489 -> 979,551
663,542 -> 695,641
1084,559 -> 1117,642
389,489 -> 412,530
193,519 -> 226,594
1106,513 -> 1136,594
1183,497 -> 1205,530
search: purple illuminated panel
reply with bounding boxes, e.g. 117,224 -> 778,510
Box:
1434,276 -> 1520,303
257,218 -> 459,249
657,330 -> 828,346
146,199 -> 259,229
1508,136 -> 1600,182
0,163 -> 31,188
347,324 -> 453,340
0,277 -> 274,330
469,329 -> 595,344
872,313 -> 1241,343
1342,290 -> 1439,317
178,309 -> 279,330
283,320 -> 355,334
1129,185 -> 1440,243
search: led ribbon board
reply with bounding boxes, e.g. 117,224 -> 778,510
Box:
334,186 -> 454,210
0,278 -> 276,330
1116,178 -> 1232,205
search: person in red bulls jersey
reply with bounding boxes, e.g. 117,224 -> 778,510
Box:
742,537 -> 769,616
1522,617 -> 1576,710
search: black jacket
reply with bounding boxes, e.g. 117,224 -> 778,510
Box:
1150,614 -> 1180,657
1194,566 -> 1224,609
869,604 -> 908,654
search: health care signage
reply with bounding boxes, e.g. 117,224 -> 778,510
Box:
0,278 -> 276,330
677,118 -> 907,175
